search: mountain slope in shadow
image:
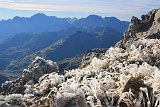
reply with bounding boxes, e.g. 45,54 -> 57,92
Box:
6,27 -> 121,72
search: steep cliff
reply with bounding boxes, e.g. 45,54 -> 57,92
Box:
116,8 -> 160,49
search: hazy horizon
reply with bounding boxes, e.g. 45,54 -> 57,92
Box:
0,13 -> 129,22
0,0 -> 159,21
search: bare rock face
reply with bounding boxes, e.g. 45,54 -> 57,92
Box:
1,38 -> 159,107
131,16 -> 141,25
26,57 -> 59,82
116,8 -> 160,49
0,8 -> 160,107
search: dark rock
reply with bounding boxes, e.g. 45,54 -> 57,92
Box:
58,54 -> 83,72
131,16 -> 141,25
80,48 -> 107,68
116,8 -> 160,49
123,77 -> 152,94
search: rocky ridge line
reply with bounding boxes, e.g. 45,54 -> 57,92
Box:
0,8 -> 159,107
116,8 -> 160,49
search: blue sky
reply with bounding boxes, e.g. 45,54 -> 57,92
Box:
0,0 -> 159,21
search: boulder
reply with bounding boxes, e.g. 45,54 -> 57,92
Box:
0,57 -> 59,95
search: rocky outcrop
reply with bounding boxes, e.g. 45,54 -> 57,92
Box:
116,8 -> 160,49
0,38 -> 160,107
0,8 -> 159,107
0,57 -> 58,95
57,54 -> 83,72
80,48 -> 107,68
58,48 -> 107,72
26,57 -> 59,82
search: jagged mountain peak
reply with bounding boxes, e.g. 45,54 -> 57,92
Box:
65,17 -> 78,24
0,13 -> 129,39
116,8 -> 160,48
0,8 -> 159,107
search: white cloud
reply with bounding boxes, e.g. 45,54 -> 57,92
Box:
0,1 -> 142,14
0,0 -> 159,21
0,0 -> 11,1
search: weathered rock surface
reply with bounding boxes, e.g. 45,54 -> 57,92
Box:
116,8 -> 160,49
58,48 -> 107,72
80,48 -> 107,68
57,54 -> 83,72
0,8 -> 160,107
0,57 -> 58,95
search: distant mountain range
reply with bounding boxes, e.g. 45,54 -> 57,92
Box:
0,13 -> 129,39
0,8 -> 159,107
0,13 -> 129,75
43,27 -> 121,61
0,28 -> 78,70
6,27 -> 121,72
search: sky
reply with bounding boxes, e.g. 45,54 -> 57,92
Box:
0,0 -> 159,21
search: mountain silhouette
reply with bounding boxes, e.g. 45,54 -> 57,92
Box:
0,14 -> 129,39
